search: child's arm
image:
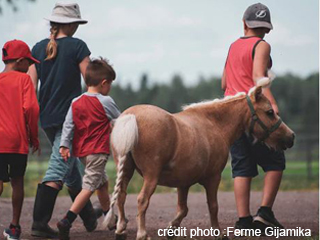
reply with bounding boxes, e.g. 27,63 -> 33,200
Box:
28,64 -> 38,92
60,105 -> 74,161
23,76 -> 40,153
79,56 -> 90,80
99,96 -> 121,121
252,41 -> 280,115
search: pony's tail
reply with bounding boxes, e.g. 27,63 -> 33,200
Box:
102,114 -> 138,230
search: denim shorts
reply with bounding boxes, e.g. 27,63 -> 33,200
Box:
231,134 -> 286,178
41,125 -> 82,190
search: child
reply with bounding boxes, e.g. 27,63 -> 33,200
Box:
221,3 -> 285,230
28,3 -> 99,238
58,58 -> 121,240
0,39 -> 40,240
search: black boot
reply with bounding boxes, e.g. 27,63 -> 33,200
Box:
68,188 -> 101,232
31,183 -> 59,238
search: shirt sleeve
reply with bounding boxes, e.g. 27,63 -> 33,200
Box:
98,96 -> 121,120
75,39 -> 91,63
60,104 -> 75,149
23,76 -> 40,148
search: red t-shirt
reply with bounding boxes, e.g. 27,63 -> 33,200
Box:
224,37 -> 267,96
71,95 -> 111,157
0,71 -> 39,154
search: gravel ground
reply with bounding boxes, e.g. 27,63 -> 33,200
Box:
0,191 -> 318,240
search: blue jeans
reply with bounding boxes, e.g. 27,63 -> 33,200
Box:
42,125 -> 82,190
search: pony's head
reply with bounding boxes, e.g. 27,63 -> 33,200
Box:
246,86 -> 295,150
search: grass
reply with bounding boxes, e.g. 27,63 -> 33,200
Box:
1,159 -> 318,198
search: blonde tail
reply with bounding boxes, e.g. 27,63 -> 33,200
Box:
102,114 -> 138,230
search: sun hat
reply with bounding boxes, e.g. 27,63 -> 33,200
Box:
243,3 -> 273,30
2,40 -> 40,63
44,2 -> 88,24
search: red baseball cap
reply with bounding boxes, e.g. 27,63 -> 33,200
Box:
2,39 -> 39,64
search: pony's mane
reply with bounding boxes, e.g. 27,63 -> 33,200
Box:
248,86 -> 257,96
182,91 -> 247,111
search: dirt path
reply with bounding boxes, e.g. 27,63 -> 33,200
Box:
0,191 -> 318,240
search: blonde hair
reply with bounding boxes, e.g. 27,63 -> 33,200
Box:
45,22 -> 60,61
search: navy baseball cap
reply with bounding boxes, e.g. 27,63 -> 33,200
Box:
243,3 -> 273,30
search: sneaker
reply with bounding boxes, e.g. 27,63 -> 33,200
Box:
57,219 -> 72,240
234,216 -> 258,237
234,218 -> 255,230
3,224 -> 21,240
253,207 -> 284,229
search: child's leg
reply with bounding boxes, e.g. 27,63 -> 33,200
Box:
97,181 -> 110,212
7,154 -> 27,227
69,189 -> 94,215
258,150 -> 285,208
0,153 -> 9,196
261,171 -> 282,207
57,188 -> 93,239
234,176 -> 252,217
11,176 -> 24,226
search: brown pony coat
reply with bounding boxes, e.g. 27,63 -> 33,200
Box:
103,87 -> 294,240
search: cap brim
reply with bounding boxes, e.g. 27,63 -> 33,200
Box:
245,20 -> 273,30
44,16 -> 88,24
28,56 -> 40,64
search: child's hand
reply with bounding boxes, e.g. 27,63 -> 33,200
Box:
59,147 -> 70,162
32,145 -> 41,156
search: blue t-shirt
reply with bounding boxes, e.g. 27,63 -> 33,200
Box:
32,37 -> 91,129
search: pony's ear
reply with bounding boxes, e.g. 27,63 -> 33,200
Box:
251,86 -> 263,102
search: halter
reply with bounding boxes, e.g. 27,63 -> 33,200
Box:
246,95 -> 282,141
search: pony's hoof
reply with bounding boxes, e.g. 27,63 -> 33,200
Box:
115,233 -> 127,240
166,226 -> 178,240
167,236 -> 177,240
136,235 -> 151,240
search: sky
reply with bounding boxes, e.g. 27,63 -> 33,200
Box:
0,0 -> 319,87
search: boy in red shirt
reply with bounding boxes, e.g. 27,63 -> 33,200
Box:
57,58 -> 121,240
222,3 -> 285,231
0,40 -> 40,240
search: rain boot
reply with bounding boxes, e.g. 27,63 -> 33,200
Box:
68,188 -> 102,232
31,183 -> 59,238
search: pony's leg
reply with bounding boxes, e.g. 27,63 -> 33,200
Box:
168,186 -> 190,228
136,177 -> 158,240
203,175 -> 221,230
115,155 -> 135,238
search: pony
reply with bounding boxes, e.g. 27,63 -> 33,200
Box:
103,86 -> 294,240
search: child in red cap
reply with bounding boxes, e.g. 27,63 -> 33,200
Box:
0,39 -> 40,240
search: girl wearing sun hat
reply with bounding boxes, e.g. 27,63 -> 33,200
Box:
28,3 -> 100,238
